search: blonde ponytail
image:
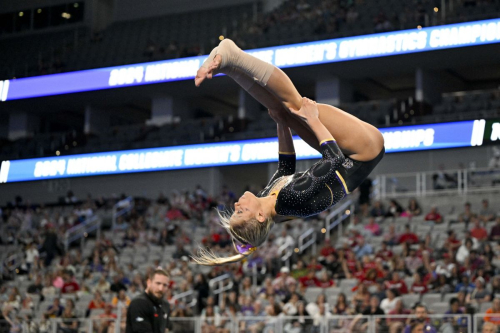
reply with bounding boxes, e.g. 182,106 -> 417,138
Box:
191,247 -> 248,266
191,208 -> 275,266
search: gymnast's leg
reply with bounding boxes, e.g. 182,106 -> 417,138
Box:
195,40 -> 384,161
222,67 -> 321,152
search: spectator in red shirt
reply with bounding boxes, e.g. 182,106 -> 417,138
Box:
61,271 -> 80,294
374,258 -> 388,279
470,218 -> 488,241
398,225 -> 419,245
443,230 -> 462,252
490,217 -> 500,241
410,273 -> 428,294
317,270 -> 335,288
361,255 -> 377,272
343,251 -> 360,278
376,242 -> 394,261
353,269 -> 378,291
320,240 -> 336,257
425,206 -> 443,224
86,291 -> 105,317
299,270 -> 321,289
385,272 -> 408,294
306,258 -> 323,271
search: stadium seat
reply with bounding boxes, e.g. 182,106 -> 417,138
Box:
304,287 -> 326,302
479,302 -> 493,313
422,294 -> 442,305
338,279 -> 358,291
428,302 -> 450,314
401,294 -> 421,308
442,293 -> 459,303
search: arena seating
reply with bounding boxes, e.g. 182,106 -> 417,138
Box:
0,27 -> 88,80
1,180 -> 500,332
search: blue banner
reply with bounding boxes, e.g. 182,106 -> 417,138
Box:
1,19 -> 500,101
0,119 -> 489,183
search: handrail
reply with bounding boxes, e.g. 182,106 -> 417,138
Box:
297,227 -> 316,254
278,243 -> 292,268
377,167 -> 500,199
2,251 -> 23,275
8,313 -> 481,333
112,196 -> 134,230
325,199 -> 353,240
64,215 -> 101,252
208,273 -> 233,308
171,290 -> 197,308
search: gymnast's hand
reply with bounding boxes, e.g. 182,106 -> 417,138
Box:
289,97 -> 319,124
195,54 -> 222,87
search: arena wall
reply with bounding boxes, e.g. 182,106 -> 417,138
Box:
0,145 -> 495,205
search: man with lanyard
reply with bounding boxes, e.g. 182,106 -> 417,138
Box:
126,268 -> 172,333
404,304 -> 436,333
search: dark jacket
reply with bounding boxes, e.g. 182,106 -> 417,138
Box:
126,292 -> 172,333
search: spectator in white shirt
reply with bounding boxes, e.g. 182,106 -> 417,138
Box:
274,229 -> 295,249
456,238 -> 473,264
380,289 -> 400,314
25,242 -> 39,271
282,293 -> 300,316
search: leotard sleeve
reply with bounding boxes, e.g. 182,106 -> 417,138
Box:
257,153 -> 296,197
274,140 -> 349,217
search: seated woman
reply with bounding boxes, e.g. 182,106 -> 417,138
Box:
193,39 -> 384,265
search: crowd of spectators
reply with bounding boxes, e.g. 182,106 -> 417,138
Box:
0,183 -> 500,332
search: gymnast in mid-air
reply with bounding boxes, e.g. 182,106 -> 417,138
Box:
192,39 -> 385,265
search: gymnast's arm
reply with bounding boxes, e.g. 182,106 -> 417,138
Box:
277,123 -> 295,155
267,123 -> 296,184
295,99 -> 344,159
308,118 -> 344,159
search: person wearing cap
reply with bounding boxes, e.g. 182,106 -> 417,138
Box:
125,268 -> 172,333
467,277 -> 492,305
272,267 -> 296,291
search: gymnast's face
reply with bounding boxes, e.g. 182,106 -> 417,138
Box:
232,191 -> 264,224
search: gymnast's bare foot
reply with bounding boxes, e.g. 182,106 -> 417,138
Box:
195,54 -> 222,87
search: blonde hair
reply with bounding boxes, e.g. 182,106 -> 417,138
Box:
191,209 -> 275,266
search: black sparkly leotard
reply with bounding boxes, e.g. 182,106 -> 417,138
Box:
258,139 -> 385,219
